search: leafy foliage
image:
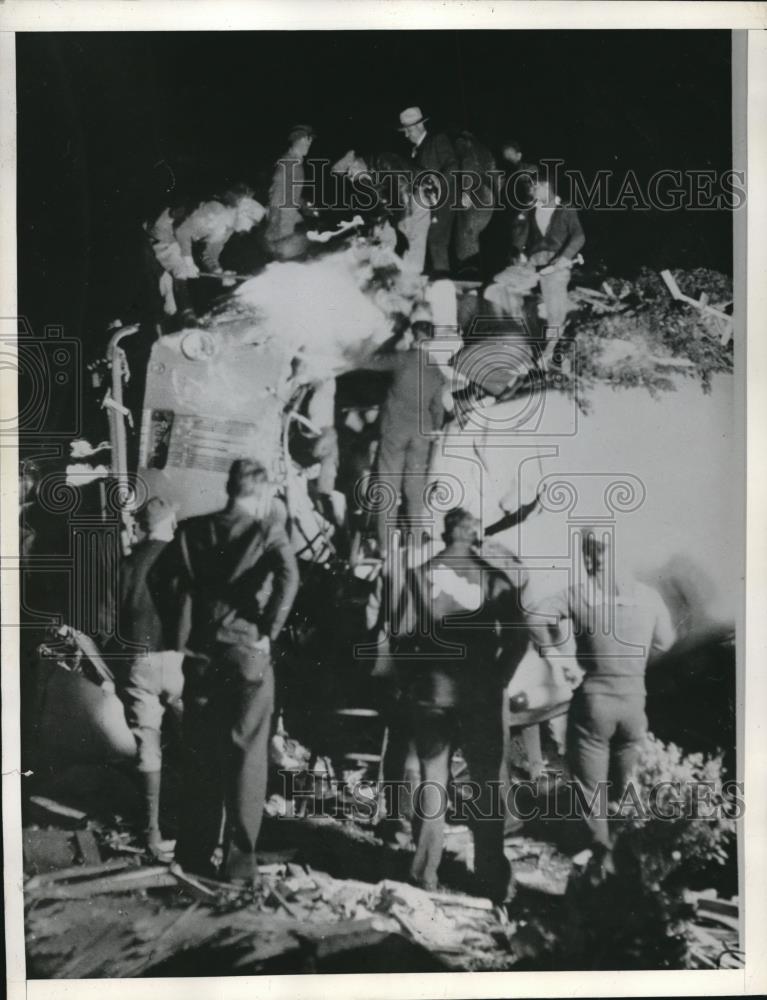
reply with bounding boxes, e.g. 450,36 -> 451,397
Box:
558,267 -> 733,403
617,734 -> 736,889
516,734 -> 737,970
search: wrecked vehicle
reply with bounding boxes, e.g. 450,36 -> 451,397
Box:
25,250 -> 737,780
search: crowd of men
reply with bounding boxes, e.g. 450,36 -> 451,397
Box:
115,108 -> 674,904
145,110 -> 583,338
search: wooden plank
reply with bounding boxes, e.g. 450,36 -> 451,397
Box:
28,796 -> 87,824
30,872 -> 179,899
74,829 -> 102,866
25,857 -> 136,891
28,865 -> 177,899
168,864 -> 218,899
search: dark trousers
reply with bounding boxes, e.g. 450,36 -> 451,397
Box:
409,691 -> 510,901
176,643 -> 274,880
427,206 -> 455,273
375,429 -> 434,554
455,203 -> 493,263
567,689 -> 647,848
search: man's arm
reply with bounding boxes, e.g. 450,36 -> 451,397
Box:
149,532 -> 193,652
435,133 -> 458,175
527,589 -> 569,652
510,210 -> 530,258
556,208 -> 585,261
649,591 -> 676,661
490,571 -> 530,683
261,525 -> 300,641
390,567 -> 419,645
358,352 -> 402,373
172,213 -> 201,278
201,237 -> 228,273
527,588 -> 584,686
173,216 -> 195,260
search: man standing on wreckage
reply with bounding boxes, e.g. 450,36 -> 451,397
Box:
528,528 -> 675,880
389,507 -> 529,903
155,459 -> 300,885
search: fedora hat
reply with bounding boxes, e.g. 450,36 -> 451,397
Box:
398,106 -> 429,131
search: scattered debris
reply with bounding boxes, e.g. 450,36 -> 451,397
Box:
24,829 -> 83,874
683,889 -> 742,967
25,849 -> 520,975
504,837 -> 574,897
269,714 -> 312,772
28,797 -> 88,827
27,864 -> 179,900
659,269 -> 733,345
25,857 -> 138,892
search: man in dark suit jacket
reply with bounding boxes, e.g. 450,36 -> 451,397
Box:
156,459 -> 300,883
359,311 -> 446,554
399,107 -> 458,275
511,170 -> 585,363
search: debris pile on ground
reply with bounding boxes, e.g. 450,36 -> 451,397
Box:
567,267 -> 734,395
684,889 -> 742,969
268,714 -> 312,772
504,837 -> 574,897
25,854 -> 521,976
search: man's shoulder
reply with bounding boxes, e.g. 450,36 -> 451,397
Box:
555,203 -> 582,220
128,538 -> 168,565
421,131 -> 455,156
632,580 -> 665,609
175,511 -> 220,542
262,508 -> 292,544
177,511 -> 217,529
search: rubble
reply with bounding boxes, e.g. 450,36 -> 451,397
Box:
504,837 -> 574,897
25,853 -> 522,976
567,267 -> 733,397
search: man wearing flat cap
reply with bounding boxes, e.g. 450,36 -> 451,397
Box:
156,459 -> 299,884
265,123 -> 317,261
399,107 -> 458,276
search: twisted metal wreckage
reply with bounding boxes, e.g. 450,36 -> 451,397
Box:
23,229 -> 739,973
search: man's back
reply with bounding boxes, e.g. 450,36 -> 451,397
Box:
534,579 -> 674,695
370,347 -> 444,433
165,506 -> 299,651
395,549 -> 528,706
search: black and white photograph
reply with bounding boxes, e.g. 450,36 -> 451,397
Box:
1,3 -> 765,996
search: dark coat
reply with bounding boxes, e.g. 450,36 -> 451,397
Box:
119,539 -> 169,650
511,204 -> 585,264
363,347 -> 445,438
392,550 -> 529,707
411,131 -> 458,208
156,505 -> 300,652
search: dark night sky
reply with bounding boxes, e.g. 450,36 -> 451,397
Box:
16,30 -> 733,347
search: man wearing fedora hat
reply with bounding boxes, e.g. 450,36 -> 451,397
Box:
399,107 -> 458,276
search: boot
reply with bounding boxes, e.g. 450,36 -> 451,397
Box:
141,770 -> 175,859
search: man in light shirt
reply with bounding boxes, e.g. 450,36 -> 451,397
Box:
147,187 -> 265,320
529,528 -> 675,872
